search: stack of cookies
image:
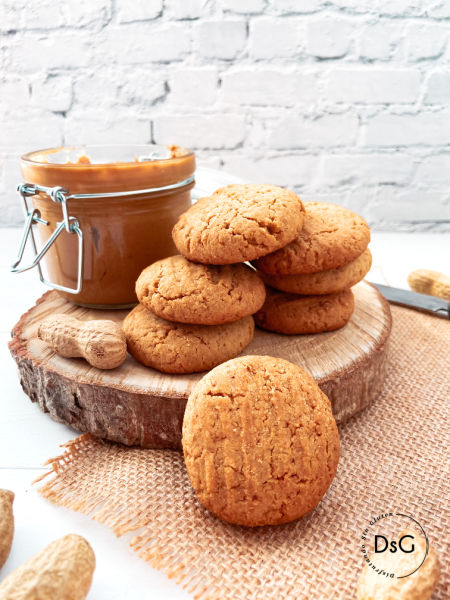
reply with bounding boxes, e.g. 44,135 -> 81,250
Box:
253,202 -> 372,335
123,184 -> 306,373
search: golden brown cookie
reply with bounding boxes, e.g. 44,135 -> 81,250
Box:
259,248 -> 372,295
254,202 -> 370,275
255,288 -> 354,334
123,304 -> 254,373
172,184 -> 305,265
182,355 -> 340,527
136,255 -> 266,325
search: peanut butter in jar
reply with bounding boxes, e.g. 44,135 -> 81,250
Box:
19,145 -> 195,308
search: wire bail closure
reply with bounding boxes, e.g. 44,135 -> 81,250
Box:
11,182 -> 84,294
11,175 -> 195,295
50,186 -> 73,233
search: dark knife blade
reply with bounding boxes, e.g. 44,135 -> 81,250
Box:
371,282 -> 450,319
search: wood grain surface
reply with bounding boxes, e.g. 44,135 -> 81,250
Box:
9,282 -> 391,449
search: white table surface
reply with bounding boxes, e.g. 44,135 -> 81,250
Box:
1,217 -> 449,597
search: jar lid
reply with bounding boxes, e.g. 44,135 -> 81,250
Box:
20,144 -> 195,194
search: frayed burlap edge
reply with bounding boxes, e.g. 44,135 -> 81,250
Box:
35,436 -> 216,598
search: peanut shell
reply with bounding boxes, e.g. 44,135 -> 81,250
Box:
0,533 -> 95,599
408,269 -> 450,301
0,489 -> 14,568
38,314 -> 127,370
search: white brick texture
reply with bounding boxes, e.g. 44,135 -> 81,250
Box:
116,0 -> 162,24
30,74 -> 73,113
424,70 -> 450,104
326,69 -> 421,104
306,17 -> 355,59
222,69 -> 318,106
357,22 -> 402,61
193,20 -> 246,59
153,114 -> 247,149
270,113 -> 359,148
363,110 -> 450,146
250,18 -> 303,59
1,0 -> 450,230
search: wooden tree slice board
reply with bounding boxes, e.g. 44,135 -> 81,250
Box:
9,282 -> 391,449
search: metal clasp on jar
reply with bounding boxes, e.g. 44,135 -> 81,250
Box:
11,175 -> 195,294
11,183 -> 84,294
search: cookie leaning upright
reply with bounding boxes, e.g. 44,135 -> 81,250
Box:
172,184 -> 305,264
182,355 -> 340,527
254,202 -> 370,275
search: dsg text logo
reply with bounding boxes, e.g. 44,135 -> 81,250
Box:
360,512 -> 429,579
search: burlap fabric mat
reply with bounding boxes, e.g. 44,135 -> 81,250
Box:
36,305 -> 449,599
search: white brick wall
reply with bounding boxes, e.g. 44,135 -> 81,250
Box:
1,0 -> 450,230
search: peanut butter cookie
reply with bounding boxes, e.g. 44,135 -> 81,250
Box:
136,255 -> 266,325
259,248 -> 372,295
172,184 -> 305,264
255,288 -> 354,334
123,305 -> 254,374
182,355 -> 340,527
254,202 -> 370,275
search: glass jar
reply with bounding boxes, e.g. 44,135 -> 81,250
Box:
12,145 -> 195,308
